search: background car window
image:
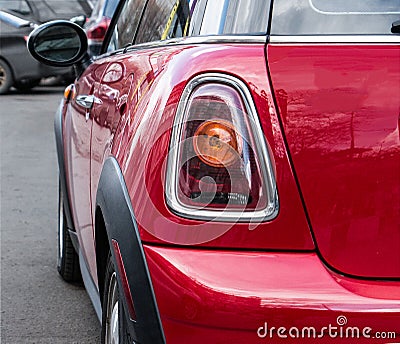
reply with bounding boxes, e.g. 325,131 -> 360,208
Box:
102,0 -> 117,17
0,0 -> 31,15
272,0 -> 400,35
32,0 -> 91,21
90,0 -> 106,20
106,0 -> 146,52
134,0 -> 190,44
192,0 -> 270,36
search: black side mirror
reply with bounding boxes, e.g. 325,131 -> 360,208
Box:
27,20 -> 91,76
392,20 -> 400,34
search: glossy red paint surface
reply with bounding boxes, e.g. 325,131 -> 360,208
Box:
102,44 -> 314,250
267,45 -> 400,278
145,245 -> 400,343
63,59 -> 109,282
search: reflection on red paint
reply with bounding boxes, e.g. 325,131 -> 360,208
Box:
268,44 -> 400,278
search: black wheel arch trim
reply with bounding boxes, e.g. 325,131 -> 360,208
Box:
55,101 -> 75,233
96,156 -> 166,344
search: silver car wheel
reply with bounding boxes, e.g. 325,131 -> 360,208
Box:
0,60 -> 13,94
105,271 -> 119,344
0,64 -> 6,86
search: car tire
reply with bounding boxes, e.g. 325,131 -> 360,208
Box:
14,78 -> 41,92
0,59 -> 13,95
101,254 -> 131,344
57,182 -> 81,282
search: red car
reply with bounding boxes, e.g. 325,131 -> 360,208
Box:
28,0 -> 399,343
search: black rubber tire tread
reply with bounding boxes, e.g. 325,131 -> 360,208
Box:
57,183 -> 81,282
0,59 -> 13,95
14,78 -> 41,92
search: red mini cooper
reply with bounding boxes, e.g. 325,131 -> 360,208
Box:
28,0 -> 400,343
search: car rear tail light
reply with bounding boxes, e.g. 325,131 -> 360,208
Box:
86,18 -> 111,41
166,74 -> 278,222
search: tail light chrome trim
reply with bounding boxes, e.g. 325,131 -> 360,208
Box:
165,73 -> 279,223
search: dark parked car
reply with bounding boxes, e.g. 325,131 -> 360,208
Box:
0,0 -> 91,94
0,0 -> 92,24
28,0 -> 399,343
84,0 -> 119,57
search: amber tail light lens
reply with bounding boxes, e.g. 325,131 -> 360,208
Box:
193,120 -> 242,168
166,74 -> 278,222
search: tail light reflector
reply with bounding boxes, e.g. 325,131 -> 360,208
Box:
166,74 -> 278,222
86,17 -> 111,41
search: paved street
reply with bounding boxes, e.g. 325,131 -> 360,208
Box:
1,87 -> 100,343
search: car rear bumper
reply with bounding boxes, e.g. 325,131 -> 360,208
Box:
144,246 -> 400,343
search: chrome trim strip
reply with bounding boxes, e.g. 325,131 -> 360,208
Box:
270,35 -> 400,44
125,35 -> 266,52
165,73 -> 279,223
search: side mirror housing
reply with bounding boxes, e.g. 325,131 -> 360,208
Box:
27,20 -> 91,76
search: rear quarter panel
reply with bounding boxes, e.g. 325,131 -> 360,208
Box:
103,43 -> 315,250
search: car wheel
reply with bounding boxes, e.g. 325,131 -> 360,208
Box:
57,182 -> 81,282
101,255 -> 131,344
14,78 -> 41,92
0,60 -> 13,95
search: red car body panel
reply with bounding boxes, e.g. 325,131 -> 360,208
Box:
64,59 -> 110,281
145,245 -> 400,343
267,45 -> 400,279
98,44 -> 315,250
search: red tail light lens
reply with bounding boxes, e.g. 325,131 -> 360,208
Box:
86,18 -> 111,40
166,74 -> 278,222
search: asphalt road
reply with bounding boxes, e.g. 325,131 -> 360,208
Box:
1,87 -> 101,343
